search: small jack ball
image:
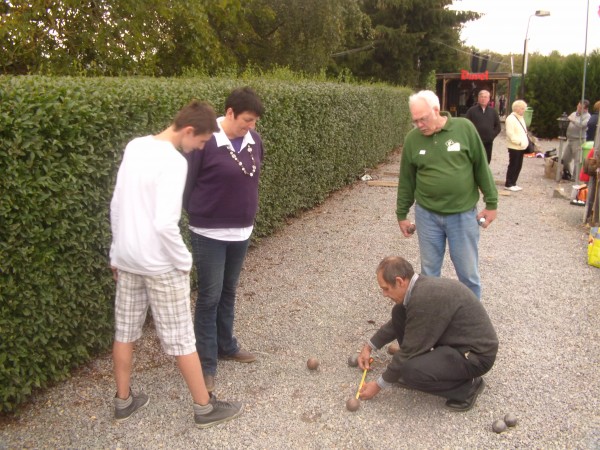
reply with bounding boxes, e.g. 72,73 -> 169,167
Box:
346,397 -> 360,412
492,419 -> 507,434
307,358 -> 320,370
504,413 -> 518,427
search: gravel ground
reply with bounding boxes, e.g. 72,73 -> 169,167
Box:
1,128 -> 600,449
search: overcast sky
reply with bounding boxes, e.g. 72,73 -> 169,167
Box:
449,0 -> 600,56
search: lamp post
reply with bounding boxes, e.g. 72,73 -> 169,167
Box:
520,10 -> 550,99
555,112 -> 570,182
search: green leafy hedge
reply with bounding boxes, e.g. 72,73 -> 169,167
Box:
526,52 -> 600,138
0,76 -> 412,413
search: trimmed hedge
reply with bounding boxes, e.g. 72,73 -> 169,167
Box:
526,52 -> 600,139
0,76 -> 412,413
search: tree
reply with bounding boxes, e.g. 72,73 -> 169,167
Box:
1,0 -> 177,75
0,0 -> 481,82
525,50 -> 600,138
0,0 -> 267,76
334,0 -> 480,86
241,0 -> 370,74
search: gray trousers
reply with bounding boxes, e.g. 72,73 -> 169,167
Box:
562,138 -> 584,173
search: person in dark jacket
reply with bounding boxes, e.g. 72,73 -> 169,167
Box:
586,100 -> 599,142
465,90 -> 501,164
358,256 -> 498,412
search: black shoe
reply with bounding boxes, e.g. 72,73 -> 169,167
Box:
444,378 -> 485,412
395,377 -> 412,390
562,171 -> 573,181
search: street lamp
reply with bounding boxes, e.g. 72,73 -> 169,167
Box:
555,112 -> 570,182
520,10 -> 550,98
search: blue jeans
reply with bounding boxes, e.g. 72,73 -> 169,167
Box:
190,233 -> 250,376
415,204 -> 481,299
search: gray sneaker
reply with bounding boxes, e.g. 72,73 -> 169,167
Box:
194,397 -> 244,428
114,390 -> 150,422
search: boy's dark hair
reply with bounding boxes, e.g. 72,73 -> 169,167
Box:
225,87 -> 264,118
377,256 -> 415,285
173,100 -> 219,135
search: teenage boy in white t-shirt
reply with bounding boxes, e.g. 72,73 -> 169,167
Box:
109,100 -> 244,428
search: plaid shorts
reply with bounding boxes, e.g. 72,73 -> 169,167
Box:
114,269 -> 196,356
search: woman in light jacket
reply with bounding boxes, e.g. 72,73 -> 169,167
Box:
504,99 -> 528,191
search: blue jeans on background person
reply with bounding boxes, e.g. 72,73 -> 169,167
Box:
190,233 -> 250,376
415,204 -> 481,299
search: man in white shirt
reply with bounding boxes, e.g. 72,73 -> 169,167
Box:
110,100 -> 244,428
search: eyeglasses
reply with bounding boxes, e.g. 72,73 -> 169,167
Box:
412,113 -> 430,126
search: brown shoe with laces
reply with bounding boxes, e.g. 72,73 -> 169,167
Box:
219,349 -> 256,363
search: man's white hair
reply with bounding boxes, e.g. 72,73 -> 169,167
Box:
409,90 -> 440,110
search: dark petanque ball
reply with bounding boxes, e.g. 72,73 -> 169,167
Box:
492,419 -> 507,433
504,413 -> 518,427
346,397 -> 360,412
307,358 -> 320,370
347,354 -> 359,367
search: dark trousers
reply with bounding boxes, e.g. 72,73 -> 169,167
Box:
190,233 -> 250,376
482,141 -> 493,164
505,148 -> 525,188
391,304 -> 495,401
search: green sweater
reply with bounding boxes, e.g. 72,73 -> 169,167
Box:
370,276 -> 499,384
396,113 -> 498,220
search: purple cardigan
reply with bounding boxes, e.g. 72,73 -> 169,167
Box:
183,130 -> 263,228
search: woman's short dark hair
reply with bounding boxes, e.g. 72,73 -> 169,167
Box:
225,87 -> 264,117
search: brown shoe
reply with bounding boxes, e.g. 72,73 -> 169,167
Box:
220,349 -> 256,363
204,375 -> 215,393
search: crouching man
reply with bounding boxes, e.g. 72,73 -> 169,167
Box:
358,256 -> 498,411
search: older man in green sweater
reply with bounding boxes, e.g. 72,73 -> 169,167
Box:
358,256 -> 498,412
397,90 -> 498,300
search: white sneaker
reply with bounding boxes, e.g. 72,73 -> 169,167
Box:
504,186 -> 522,192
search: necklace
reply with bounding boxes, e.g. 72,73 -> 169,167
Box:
227,144 -> 256,177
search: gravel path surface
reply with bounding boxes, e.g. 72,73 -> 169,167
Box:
2,129 -> 599,449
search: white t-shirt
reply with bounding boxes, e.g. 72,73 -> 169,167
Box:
110,135 -> 192,275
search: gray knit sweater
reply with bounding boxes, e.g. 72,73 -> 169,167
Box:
370,276 -> 499,384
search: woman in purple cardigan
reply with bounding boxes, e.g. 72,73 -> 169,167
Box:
183,87 -> 265,393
